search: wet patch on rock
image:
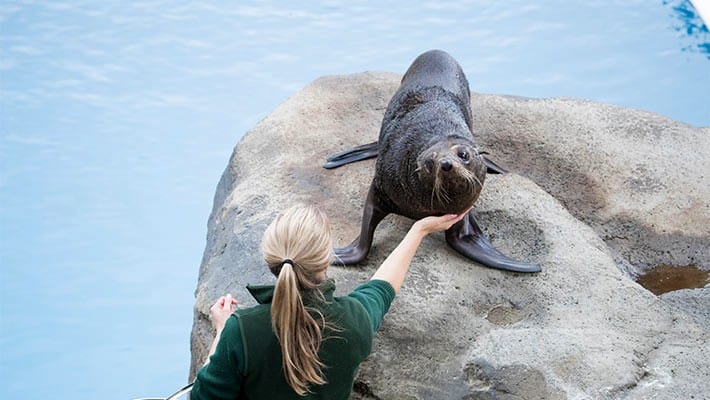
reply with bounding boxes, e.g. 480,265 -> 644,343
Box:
485,304 -> 524,326
463,362 -> 565,400
636,264 -> 709,295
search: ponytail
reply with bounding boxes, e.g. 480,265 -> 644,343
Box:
271,261 -> 326,395
261,205 -> 333,395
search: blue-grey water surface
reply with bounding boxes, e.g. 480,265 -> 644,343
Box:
0,1 -> 708,399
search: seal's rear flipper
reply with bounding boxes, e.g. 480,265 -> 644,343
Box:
445,212 -> 541,273
324,141 -> 379,169
481,154 -> 508,174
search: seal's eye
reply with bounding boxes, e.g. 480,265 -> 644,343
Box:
458,150 -> 469,161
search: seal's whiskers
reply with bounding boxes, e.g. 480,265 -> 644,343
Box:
457,163 -> 483,190
432,168 -> 451,207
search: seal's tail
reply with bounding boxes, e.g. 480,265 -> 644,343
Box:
323,141 -> 379,169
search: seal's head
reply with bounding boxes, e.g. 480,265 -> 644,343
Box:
416,136 -> 486,213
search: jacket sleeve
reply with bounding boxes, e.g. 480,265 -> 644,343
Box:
347,279 -> 396,332
190,315 -> 245,400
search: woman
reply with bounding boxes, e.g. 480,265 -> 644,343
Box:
190,205 -> 467,399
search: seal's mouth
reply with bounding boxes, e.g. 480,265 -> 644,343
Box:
416,156 -> 483,209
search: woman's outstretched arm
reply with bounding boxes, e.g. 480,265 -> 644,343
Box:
370,210 -> 469,294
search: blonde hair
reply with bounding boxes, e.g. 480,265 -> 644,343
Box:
261,205 -> 332,395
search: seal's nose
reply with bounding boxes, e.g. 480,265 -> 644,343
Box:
440,160 -> 453,171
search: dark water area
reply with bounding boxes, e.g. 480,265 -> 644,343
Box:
636,265 -> 709,295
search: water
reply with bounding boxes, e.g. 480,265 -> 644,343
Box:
0,1 -> 708,399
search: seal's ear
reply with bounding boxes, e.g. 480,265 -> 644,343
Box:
479,153 -> 507,174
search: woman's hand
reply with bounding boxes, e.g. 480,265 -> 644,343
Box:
370,208 -> 471,294
203,294 -> 239,365
209,294 -> 238,334
412,209 -> 470,235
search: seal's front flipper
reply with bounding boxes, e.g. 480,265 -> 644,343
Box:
481,153 -> 507,174
445,212 -> 541,273
333,185 -> 389,265
324,141 -> 379,169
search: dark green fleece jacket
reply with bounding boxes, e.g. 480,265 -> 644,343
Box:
191,279 -> 395,400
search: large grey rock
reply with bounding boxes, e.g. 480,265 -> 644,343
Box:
189,72 -> 709,399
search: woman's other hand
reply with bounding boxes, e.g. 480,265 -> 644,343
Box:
209,294 -> 238,334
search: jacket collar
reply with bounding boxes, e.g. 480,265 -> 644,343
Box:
246,278 -> 336,305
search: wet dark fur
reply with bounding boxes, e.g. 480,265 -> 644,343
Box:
373,51 -> 487,219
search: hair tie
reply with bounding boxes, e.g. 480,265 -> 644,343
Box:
283,259 -> 294,267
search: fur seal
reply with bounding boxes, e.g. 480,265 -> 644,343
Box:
324,50 -> 541,273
